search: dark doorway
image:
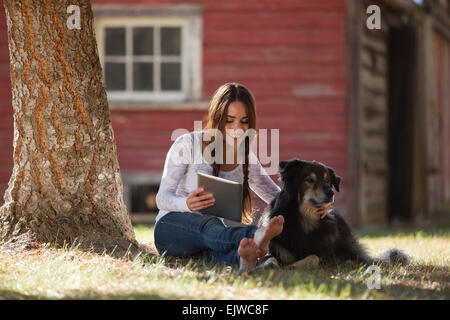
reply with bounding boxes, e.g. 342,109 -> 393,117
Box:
387,25 -> 417,223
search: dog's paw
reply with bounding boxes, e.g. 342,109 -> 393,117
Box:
256,256 -> 280,270
287,255 -> 320,269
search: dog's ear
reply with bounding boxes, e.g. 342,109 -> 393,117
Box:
279,160 -> 295,176
278,159 -> 305,204
279,160 -> 290,172
327,167 -> 342,192
279,159 -> 306,175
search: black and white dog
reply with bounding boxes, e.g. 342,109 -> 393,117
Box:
259,159 -> 410,268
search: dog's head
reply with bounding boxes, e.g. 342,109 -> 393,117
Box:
278,159 -> 341,224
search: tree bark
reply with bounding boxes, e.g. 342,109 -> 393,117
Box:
0,0 -> 143,256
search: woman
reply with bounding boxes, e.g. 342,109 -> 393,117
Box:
154,82 -> 284,271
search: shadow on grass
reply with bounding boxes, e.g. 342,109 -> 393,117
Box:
134,223 -> 449,299
254,264 -> 449,300
0,289 -> 166,300
147,252 -> 449,300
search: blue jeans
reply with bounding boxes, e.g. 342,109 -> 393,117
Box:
154,211 -> 258,266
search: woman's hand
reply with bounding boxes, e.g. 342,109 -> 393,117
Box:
315,208 -> 327,219
315,205 -> 331,219
186,187 -> 215,212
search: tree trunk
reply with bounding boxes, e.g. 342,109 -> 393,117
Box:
0,0 -> 143,256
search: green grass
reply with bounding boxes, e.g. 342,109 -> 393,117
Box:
0,224 -> 448,300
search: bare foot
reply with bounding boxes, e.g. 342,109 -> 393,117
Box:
238,238 -> 261,272
254,215 -> 284,257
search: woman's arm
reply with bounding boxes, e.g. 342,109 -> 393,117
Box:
248,151 -> 281,204
155,133 -> 193,213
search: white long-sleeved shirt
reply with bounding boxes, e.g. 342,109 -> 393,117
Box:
155,130 -> 281,225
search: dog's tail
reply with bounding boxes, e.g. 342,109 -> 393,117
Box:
374,248 -> 411,265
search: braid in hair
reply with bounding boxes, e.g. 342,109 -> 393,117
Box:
211,134 -> 221,177
241,136 -> 254,224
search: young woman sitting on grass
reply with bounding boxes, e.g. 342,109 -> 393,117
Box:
154,82 -> 284,272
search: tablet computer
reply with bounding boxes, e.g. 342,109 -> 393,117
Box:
197,172 -> 243,222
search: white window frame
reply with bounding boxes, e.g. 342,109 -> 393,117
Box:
93,5 -> 203,107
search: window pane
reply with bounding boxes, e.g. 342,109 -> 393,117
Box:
161,27 -> 181,55
133,27 -> 153,55
105,63 -> 126,91
105,28 -> 125,56
133,63 -> 153,91
161,62 -> 181,91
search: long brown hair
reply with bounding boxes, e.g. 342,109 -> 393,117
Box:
201,83 -> 257,224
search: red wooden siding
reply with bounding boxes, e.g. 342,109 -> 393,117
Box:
0,0 -> 349,212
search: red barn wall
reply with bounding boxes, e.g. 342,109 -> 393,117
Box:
0,0 -> 349,214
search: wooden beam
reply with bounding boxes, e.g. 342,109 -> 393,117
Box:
345,0 -> 362,227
